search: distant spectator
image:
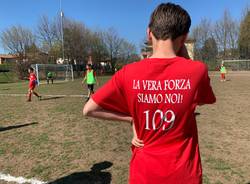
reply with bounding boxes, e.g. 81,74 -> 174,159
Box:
220,64 -> 227,82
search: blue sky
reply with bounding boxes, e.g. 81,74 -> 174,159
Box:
0,0 -> 249,53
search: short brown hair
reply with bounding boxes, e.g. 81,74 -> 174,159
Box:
148,3 -> 191,40
29,67 -> 34,72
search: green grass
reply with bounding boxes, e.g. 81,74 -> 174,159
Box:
202,151 -> 245,183
0,76 -> 110,95
0,147 -> 6,155
0,72 -> 19,83
205,156 -> 231,171
0,64 -> 18,83
203,174 -> 211,184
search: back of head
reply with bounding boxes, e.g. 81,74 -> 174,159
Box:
29,67 -> 34,73
87,64 -> 92,69
149,3 -> 191,40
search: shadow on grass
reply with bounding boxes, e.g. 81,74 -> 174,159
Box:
40,96 -> 64,101
48,161 -> 113,184
42,82 -> 66,86
0,82 -> 13,84
0,122 -> 38,132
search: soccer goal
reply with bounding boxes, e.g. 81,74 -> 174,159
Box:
222,59 -> 250,71
31,64 -> 74,85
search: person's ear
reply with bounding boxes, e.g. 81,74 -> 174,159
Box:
147,28 -> 152,43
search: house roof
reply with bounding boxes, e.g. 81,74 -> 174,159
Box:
0,54 -> 19,59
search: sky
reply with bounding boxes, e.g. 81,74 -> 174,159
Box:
0,0 -> 249,54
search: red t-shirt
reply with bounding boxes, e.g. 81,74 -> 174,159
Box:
92,57 -> 216,184
29,73 -> 37,88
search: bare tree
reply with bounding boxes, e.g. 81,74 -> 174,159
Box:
0,14 -> 139,76
213,9 -> 239,58
119,39 -> 137,64
239,10 -> 250,58
190,18 -> 213,60
103,28 -> 123,71
63,18 -> 91,64
89,31 -> 109,63
228,20 -> 239,57
201,37 -> 218,62
1,25 -> 36,58
36,15 -> 63,62
0,25 -> 40,79
37,15 -> 55,50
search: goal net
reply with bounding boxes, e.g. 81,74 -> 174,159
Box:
222,59 -> 250,71
31,64 -> 74,85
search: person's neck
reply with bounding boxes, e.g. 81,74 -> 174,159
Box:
150,39 -> 177,59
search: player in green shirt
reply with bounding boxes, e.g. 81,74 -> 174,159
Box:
82,64 -> 98,101
47,71 -> 54,84
220,64 -> 227,82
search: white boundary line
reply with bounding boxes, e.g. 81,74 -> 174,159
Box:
0,94 -> 87,98
0,172 -> 47,184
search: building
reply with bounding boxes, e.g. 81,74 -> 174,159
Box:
0,54 -> 19,64
141,41 -> 153,59
185,39 -> 195,60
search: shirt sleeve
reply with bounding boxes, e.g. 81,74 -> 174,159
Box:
92,67 -> 130,115
196,66 -> 216,104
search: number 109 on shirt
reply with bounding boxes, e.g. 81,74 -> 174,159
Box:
144,109 -> 175,131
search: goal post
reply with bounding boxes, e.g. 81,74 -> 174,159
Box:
31,64 -> 74,85
222,59 -> 250,71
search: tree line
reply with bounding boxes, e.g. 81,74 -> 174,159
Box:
0,15 -> 139,78
1,7 -> 250,76
190,7 -> 250,69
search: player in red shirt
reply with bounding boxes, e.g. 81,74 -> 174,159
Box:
27,67 -> 41,102
83,3 -> 216,184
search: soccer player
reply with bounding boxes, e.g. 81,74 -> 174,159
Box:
83,3 -> 216,184
47,71 -> 54,84
27,67 -> 41,102
82,64 -> 98,101
220,63 -> 227,82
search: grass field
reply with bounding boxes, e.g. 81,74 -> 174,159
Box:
0,72 -> 250,184
0,72 -> 18,83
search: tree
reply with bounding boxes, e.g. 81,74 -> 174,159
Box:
36,15 -> 63,63
239,10 -> 250,58
228,19 -> 239,57
0,25 -> 38,79
63,18 -> 91,64
0,25 -> 36,59
190,18 -> 213,60
1,15 -> 138,76
89,31 -> 109,63
213,10 -> 239,59
191,10 -> 239,61
37,15 -> 56,50
119,39 -> 138,64
103,28 -> 123,71
201,37 -> 218,62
